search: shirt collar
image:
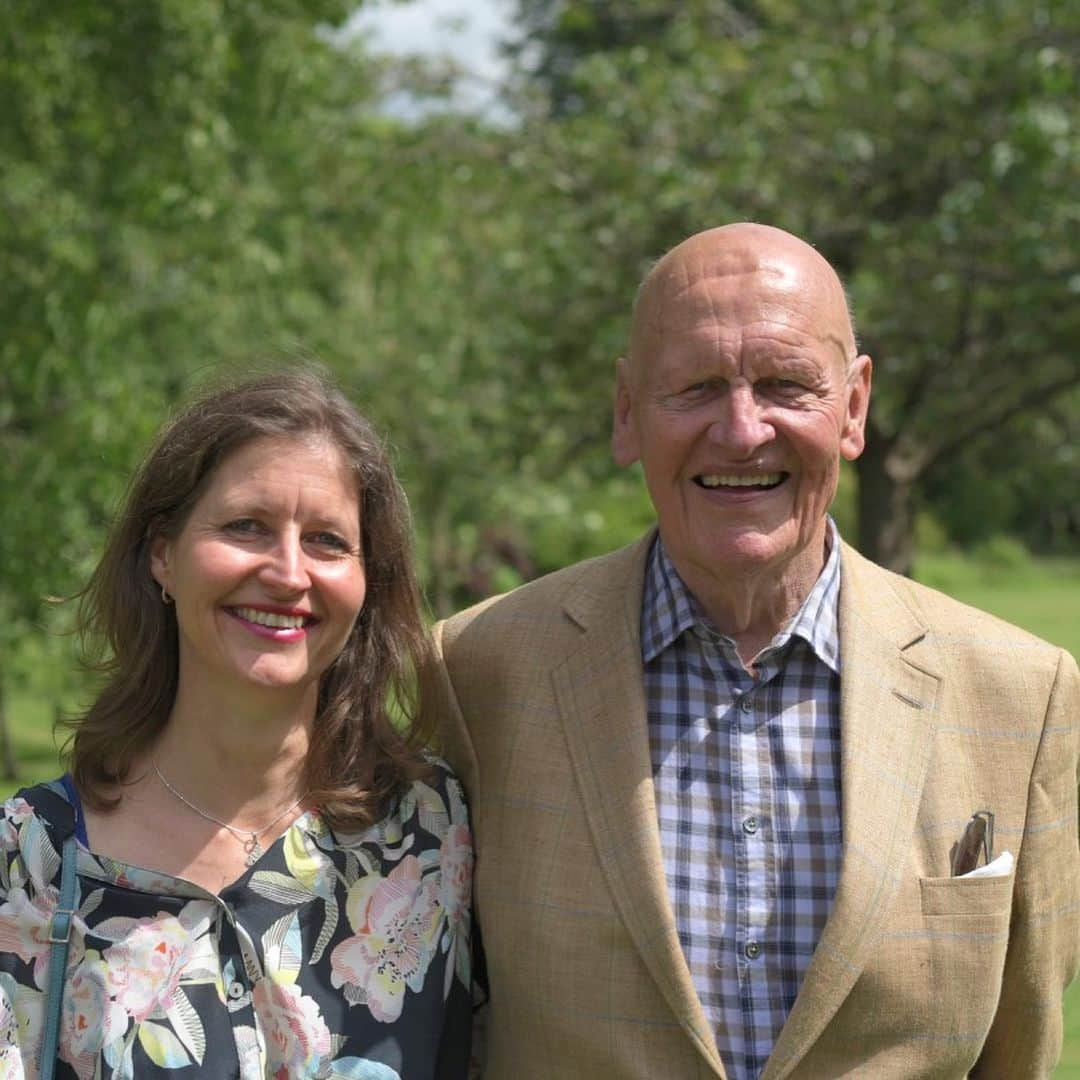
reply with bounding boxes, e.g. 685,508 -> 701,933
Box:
641,519 -> 842,673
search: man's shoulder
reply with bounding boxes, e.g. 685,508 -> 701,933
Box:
438,533 -> 652,651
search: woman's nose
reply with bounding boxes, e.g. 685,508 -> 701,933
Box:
260,532 -> 311,592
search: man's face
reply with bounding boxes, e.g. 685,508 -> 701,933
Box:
612,249 -> 871,600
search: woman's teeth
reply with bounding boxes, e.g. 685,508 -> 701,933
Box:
234,607 -> 307,629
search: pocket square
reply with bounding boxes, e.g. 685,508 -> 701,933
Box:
958,850 -> 1013,880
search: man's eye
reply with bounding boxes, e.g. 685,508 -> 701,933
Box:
679,381 -> 714,398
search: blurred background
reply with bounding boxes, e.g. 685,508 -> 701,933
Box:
1,0 -> 1078,1064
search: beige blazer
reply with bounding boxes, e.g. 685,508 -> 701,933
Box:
431,535 -> 1079,1078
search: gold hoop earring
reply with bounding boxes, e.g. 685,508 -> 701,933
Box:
161,584 -> 172,605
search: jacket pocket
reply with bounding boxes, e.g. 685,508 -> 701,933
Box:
919,872 -> 1014,917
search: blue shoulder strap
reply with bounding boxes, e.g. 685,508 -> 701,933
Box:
16,780 -> 79,1079
39,831 -> 77,1079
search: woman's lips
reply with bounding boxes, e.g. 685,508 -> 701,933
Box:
224,605 -> 316,641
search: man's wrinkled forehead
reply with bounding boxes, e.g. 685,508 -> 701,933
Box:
630,240 -> 854,367
637,252 -> 793,328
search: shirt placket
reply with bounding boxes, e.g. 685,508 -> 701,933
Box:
216,893 -> 265,1079
729,655 -> 779,1075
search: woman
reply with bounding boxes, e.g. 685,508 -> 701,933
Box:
0,370 -> 472,1078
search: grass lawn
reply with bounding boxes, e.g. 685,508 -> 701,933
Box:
2,550 -> 1079,1070
1064,979 -> 1080,1078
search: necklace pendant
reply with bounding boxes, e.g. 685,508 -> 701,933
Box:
244,835 -> 263,866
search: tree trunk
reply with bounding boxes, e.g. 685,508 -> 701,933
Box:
854,440 -> 918,577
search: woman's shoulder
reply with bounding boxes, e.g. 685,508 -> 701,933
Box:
1,779 -> 78,897
4,778 -> 77,841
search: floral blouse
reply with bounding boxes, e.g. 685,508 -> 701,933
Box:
0,762 -> 472,1079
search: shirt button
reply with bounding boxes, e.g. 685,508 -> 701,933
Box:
227,981 -> 245,1000
744,940 -> 761,960
739,695 -> 753,714
742,815 -> 759,835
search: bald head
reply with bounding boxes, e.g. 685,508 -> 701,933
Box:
629,223 -> 858,382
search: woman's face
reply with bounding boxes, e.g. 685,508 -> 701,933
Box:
151,435 -> 367,710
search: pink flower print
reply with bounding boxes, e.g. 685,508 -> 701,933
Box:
252,978 -> 331,1078
0,886 -> 85,990
330,855 -> 442,1023
102,914 -> 194,1022
439,825 -> 473,926
0,799 -> 33,852
1,972 -> 43,1071
0,1046 -> 25,1080
60,956 -> 129,1080
0,972 -> 36,1080
438,824 -> 472,996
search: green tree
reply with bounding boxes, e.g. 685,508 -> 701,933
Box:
504,0 -> 1080,573
0,0 -> 359,774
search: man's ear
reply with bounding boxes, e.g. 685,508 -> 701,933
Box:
840,353 -> 872,461
611,356 -> 641,467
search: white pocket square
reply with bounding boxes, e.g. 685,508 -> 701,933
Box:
958,850 -> 1013,879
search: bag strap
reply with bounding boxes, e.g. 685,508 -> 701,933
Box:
15,782 -> 79,1080
38,831 -> 77,1079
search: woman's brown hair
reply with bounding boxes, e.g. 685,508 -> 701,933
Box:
64,367 -> 434,828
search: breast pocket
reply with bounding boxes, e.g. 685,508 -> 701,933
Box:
916,872 -> 1014,1039
920,873 -> 1014,917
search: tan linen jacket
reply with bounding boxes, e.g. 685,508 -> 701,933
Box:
430,534 -> 1079,1079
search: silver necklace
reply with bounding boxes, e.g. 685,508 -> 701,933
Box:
152,759 -> 309,866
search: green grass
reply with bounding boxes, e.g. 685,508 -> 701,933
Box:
3,550 -> 1079,1069
915,549 -> 1080,658
1063,980 -> 1080,1077
2,693 -> 69,796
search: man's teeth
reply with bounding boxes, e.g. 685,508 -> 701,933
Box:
234,607 -> 307,629
698,473 -> 784,489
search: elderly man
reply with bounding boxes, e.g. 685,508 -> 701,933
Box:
431,223 -> 1079,1078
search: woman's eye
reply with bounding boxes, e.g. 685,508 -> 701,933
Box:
224,518 -> 263,535
307,531 -> 351,553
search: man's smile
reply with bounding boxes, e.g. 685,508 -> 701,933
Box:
694,472 -> 788,490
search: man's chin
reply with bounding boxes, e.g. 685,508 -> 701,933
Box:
672,521 -> 825,581
699,523 -> 791,565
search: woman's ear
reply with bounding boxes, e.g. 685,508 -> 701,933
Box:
149,533 -> 172,593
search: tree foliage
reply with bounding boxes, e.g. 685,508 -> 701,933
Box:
504,0 -> 1080,572
3,0 -> 1077,771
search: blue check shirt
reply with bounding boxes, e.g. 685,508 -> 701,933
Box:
641,526 -> 844,1079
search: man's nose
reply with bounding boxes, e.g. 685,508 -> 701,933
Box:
260,531 -> 311,592
706,385 -> 774,454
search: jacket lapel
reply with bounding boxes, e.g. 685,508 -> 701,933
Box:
551,534 -> 726,1078
763,544 -> 942,1079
